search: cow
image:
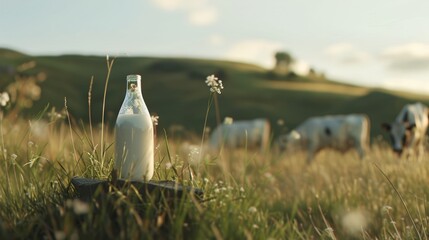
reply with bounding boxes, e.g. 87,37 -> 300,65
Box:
381,102 -> 429,158
277,114 -> 370,163
209,118 -> 271,152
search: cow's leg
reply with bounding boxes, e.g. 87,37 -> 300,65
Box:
356,143 -> 366,160
417,143 -> 424,161
306,151 -> 314,164
306,143 -> 316,164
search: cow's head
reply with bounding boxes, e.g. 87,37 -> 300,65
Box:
277,130 -> 301,151
381,122 -> 416,155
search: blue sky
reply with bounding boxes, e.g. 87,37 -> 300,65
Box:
2,0 -> 429,94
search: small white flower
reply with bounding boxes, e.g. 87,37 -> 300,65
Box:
324,227 -> 334,235
165,162 -> 172,169
223,117 -> 233,125
382,205 -> 393,214
10,154 -> 18,165
0,92 -> 10,107
205,74 -> 224,94
248,206 -> 257,213
151,115 -> 159,126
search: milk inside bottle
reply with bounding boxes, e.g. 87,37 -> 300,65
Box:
115,75 -> 154,181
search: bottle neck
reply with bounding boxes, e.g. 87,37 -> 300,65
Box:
118,76 -> 147,115
127,78 -> 142,93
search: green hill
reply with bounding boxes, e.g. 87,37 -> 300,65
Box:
1,48 -> 428,139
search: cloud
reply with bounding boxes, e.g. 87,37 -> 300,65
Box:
151,0 -> 183,11
325,43 -> 371,64
224,40 -> 283,68
382,43 -> 429,71
151,0 -> 218,26
207,34 -> 225,46
188,6 -> 217,26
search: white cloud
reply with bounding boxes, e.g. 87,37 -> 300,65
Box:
224,40 -> 283,68
207,34 -> 225,46
151,0 -> 218,26
188,6 -> 217,26
151,0 -> 183,11
325,43 -> 371,64
382,43 -> 429,71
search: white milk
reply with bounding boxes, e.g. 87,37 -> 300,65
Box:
115,114 -> 154,181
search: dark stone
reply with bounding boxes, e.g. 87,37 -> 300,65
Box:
71,177 -> 204,202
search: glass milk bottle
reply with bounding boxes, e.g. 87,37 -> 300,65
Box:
115,74 -> 154,181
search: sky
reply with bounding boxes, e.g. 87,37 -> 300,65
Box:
2,0 -> 429,94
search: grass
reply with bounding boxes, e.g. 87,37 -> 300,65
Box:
2,50 -> 429,239
2,112 -> 429,239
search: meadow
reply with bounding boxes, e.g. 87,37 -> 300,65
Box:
2,105 -> 429,239
1,49 -> 429,239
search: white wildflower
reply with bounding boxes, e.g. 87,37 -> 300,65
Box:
0,92 -> 9,107
252,224 -> 259,229
151,115 -> 159,126
324,227 -> 335,237
205,74 -> 223,94
10,154 -> 17,165
165,162 -> 172,169
382,205 -> 393,214
223,116 -> 233,125
341,210 -> 367,236
248,206 -> 257,213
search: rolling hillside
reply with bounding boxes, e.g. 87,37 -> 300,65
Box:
1,48 -> 428,139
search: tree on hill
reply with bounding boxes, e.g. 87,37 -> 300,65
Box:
274,51 -> 294,74
306,67 -> 327,81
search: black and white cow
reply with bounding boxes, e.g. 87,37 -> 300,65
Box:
277,114 -> 370,163
382,102 -> 429,158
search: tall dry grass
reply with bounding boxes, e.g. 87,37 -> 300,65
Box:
1,60 -> 429,239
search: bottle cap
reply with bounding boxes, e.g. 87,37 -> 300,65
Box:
126,75 -> 141,82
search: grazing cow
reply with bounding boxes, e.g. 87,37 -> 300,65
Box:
209,118 -> 271,151
381,102 -> 429,158
277,114 -> 370,163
